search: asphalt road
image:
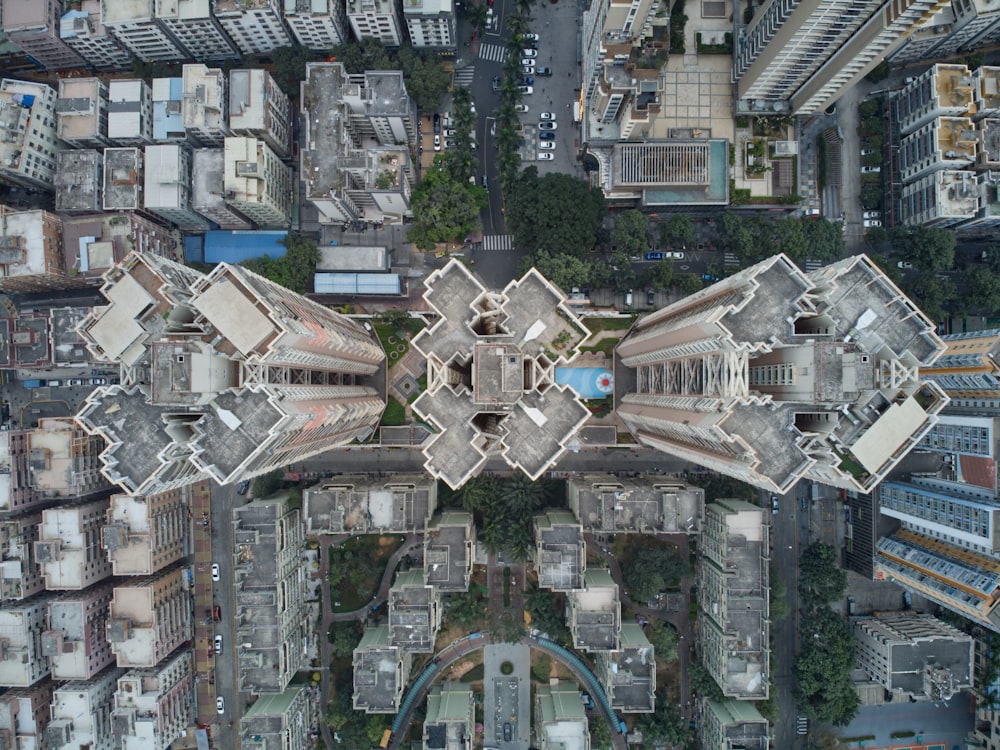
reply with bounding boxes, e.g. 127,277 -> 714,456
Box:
210,481 -> 240,748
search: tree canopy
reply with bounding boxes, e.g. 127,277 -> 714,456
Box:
794,605 -> 861,725
884,225 -> 956,271
520,249 -> 593,292
717,213 -> 844,264
611,210 -> 650,257
644,620 -> 679,660
799,542 -> 847,605
623,545 -> 687,602
659,214 -> 694,249
633,691 -> 692,746
240,233 -> 320,294
270,45 -> 316,96
329,40 -> 450,111
506,167 -> 606,257
407,157 -> 488,249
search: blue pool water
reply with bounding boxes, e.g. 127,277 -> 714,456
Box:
555,368 -> 614,399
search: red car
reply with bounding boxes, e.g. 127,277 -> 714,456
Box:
213,606 -> 221,622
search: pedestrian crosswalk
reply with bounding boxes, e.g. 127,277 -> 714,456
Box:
724,252 -> 739,266
479,43 -> 508,63
453,67 -> 475,87
481,234 -> 514,251
803,259 -> 823,272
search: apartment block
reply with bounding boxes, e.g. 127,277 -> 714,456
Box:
568,474 -> 704,534
403,0 -> 456,50
346,0 -> 402,45
74,252 -> 385,494
300,63 -> 418,225
422,682 -> 473,750
111,651 -> 194,750
234,496 -> 310,693
699,699 -> 769,750
151,78 -> 185,142
28,417 -> 107,500
100,0 -> 189,60
48,666 -> 122,750
103,486 -> 190,576
56,77 -> 110,149
568,569 -> 620,652
61,212 -> 178,286
154,0 -> 239,60
892,0 -> 1000,65
534,681 -> 589,750
108,79 -> 153,146
3,0 -> 86,69
595,623 -> 655,713
108,567 -> 191,668
353,624 -> 411,713
0,79 -> 61,191
43,584 -> 116,680
143,145 -> 210,231
900,170 -> 984,229
974,66 -> 1000,121
616,254 -> 948,493
899,117 -> 977,184
424,511 -> 474,592
0,209 -> 88,293
0,512 -> 45,604
213,0 -> 292,55
698,499 -> 769,700
55,150 -> 103,215
735,0 -> 947,116
898,65 -> 977,136
388,569 -> 441,653
35,499 -> 113,590
855,613 -> 973,701
240,686 -> 315,750
102,148 -> 143,212
60,0 -> 134,70
283,0 -> 347,48
535,511 -> 585,592
0,594 -> 56,687
303,473 -> 438,534
0,430 -> 40,514
918,414 -> 994,456
223,136 -> 293,227
182,64 -> 230,147
0,681 -> 55,750
190,148 -> 253,229
922,328 -> 1000,412
229,68 -> 292,157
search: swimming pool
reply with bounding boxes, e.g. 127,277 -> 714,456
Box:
555,368 -> 614,399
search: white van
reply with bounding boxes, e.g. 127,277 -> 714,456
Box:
625,290 -> 633,306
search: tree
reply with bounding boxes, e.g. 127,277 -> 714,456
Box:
962,268 -> 1000,315
240,233 -> 321,294
524,585 -> 570,642
690,659 -> 725,701
446,587 -> 487,630
364,715 -> 390,745
252,470 -> 283,498
800,217 -> 845,262
799,542 -> 846,605
407,158 -> 488,249
396,44 -> 452,111
673,273 -> 703,294
794,605 -> 860,725
330,37 -> 392,73
634,693 -> 691,746
885,225 -> 955,271
328,621 -> 361,656
623,545 -> 687,602
643,259 -> 673,290
659,214 -> 694,249
770,563 -> 789,620
717,211 -> 760,261
506,168 -> 607,257
611,209 -> 650,257
271,45 -> 315,96
767,217 -> 809,261
444,87 -> 477,183
644,620 -> 679,660
465,1 -> 489,37
590,717 -> 613,749
522,250 -> 592,292
901,272 -> 957,323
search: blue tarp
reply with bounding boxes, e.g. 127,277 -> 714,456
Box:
314,273 -> 401,296
203,231 -> 288,264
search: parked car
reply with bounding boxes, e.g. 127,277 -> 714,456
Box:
863,210 -> 881,219
537,152 -> 554,160
538,141 -> 555,150
521,77 -> 534,86
514,104 -> 529,113
536,67 -> 552,76
539,131 -> 556,141
433,134 -> 441,151
864,219 -> 882,228
216,696 -> 225,714
646,290 -> 655,305
666,251 -> 685,259
540,112 -> 556,121
645,252 -> 665,261
89,377 -> 107,385
522,33 -> 539,41
214,634 -> 223,654
237,479 -> 250,495
805,208 -> 820,216
213,605 -> 222,622
770,495 -> 779,515
897,260 -> 912,269
46,380 -> 61,387
522,66 -> 535,76
432,113 -> 440,133
538,120 -> 557,130
518,85 -> 533,94
861,165 -> 880,174
444,128 -> 456,137
211,563 -> 220,581
68,379 -> 84,386
522,49 -> 537,57
492,75 -> 501,92
860,148 -> 875,156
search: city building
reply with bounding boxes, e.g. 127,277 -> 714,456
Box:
154,0 -> 239,60
56,77 -> 110,149
111,651 -> 194,750
922,328 -> 1000,413
107,567 -> 191,668
103,148 -> 144,212
403,0 -> 455,50
0,681 -> 55,750
55,150 -> 103,215
595,623 -> 655,713
387,569 -> 441,653
423,682 -> 474,750
143,145 -> 211,231
568,474 -> 704,534
891,1 -> 1000,65
346,0 -> 402,45
229,68 -> 292,157
100,0 -> 189,60
0,512 -> 45,603
734,0 -> 948,116
0,79 -> 60,191
102,486 -> 192,576
47,666 -> 121,750
240,686 -> 315,750
535,510 -> 586,592
353,624 -> 411,713
47,307 -> 92,370
60,0 -> 134,70
411,260 -> 590,488
0,594 -> 57,687
568,569 -> 620,652
35,499 -> 114,590
855,613 -> 973,701
699,699 -> 769,750
0,209 -> 90,294
898,65 -> 977,136
424,511 -> 475,592
75,252 -> 385,494
899,117 -> 977,184
234,496 -> 310,693
0,430 -> 41,514
43,583 -> 116,680
974,66 -> 1000,121
3,0 -> 85,69
182,64 -> 231,147
283,0 -> 347,48
615,254 -> 948,493
28,418 -> 107,500
899,170 -> 984,229
223,136 -> 293,227
107,79 -> 153,146
303,474 -> 437,534
0,310 -> 52,370
61,212 -> 179,286
151,77 -> 185,142
299,63 -> 418,225
534,681 -> 589,750
698,498 -> 769,700
212,0 -> 292,55
190,149 -> 253,229
917,414 -> 994,457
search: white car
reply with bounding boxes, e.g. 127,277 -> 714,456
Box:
863,219 -> 882,228
897,260 -> 912,269
522,49 -> 537,58
522,66 -> 535,76
539,141 -> 555,150
666,251 -> 685,259
214,634 -> 223,653
518,85 -> 533,95
537,152 -> 554,160
863,210 -> 881,219
211,563 -> 220,581
433,134 -> 441,151
860,148 -> 875,156
523,33 -> 539,41
861,165 -> 880,174
520,58 -> 535,67
538,121 -> 557,130
216,697 -> 225,715
514,104 -> 529,113
540,112 -> 556,121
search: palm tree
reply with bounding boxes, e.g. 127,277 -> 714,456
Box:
514,0 -> 534,18
466,2 -> 489,38
455,475 -> 496,512
506,13 -> 529,38
505,475 -> 546,515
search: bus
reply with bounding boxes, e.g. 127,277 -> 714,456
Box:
379,729 -> 392,748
